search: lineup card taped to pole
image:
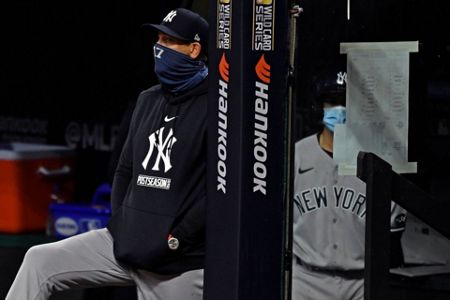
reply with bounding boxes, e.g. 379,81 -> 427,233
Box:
335,41 -> 418,175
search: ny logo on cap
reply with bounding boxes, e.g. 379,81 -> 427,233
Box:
163,10 -> 177,23
336,71 -> 347,85
194,34 -> 200,41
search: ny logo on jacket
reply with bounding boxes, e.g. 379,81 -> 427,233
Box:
142,127 -> 177,173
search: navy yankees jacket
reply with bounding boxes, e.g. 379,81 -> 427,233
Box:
108,78 -> 207,274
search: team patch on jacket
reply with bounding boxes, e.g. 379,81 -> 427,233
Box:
137,174 -> 171,190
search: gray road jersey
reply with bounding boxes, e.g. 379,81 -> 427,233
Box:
293,134 -> 405,270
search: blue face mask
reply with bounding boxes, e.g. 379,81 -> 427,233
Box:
153,43 -> 208,94
323,106 -> 346,132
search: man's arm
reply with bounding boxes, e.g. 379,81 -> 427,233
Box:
171,194 -> 206,247
111,133 -> 133,213
111,97 -> 140,213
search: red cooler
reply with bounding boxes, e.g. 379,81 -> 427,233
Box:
0,143 -> 75,233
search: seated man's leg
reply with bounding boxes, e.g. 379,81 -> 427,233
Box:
133,268 -> 203,300
6,228 -> 134,300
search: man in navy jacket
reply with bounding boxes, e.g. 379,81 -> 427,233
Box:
7,8 -> 208,300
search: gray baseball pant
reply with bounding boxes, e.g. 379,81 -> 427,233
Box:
6,228 -> 203,300
291,258 -> 363,300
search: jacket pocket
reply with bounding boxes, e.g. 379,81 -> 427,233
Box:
108,205 -> 181,270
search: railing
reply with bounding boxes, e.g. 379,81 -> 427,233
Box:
357,152 -> 450,300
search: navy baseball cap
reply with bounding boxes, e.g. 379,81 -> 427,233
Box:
313,69 -> 347,105
144,8 -> 209,47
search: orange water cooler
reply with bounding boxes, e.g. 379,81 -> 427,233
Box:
0,143 -> 75,233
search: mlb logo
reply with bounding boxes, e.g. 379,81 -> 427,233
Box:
256,0 -> 272,4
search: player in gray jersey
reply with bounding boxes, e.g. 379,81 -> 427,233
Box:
292,69 -> 406,300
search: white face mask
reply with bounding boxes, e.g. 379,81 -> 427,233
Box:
323,106 -> 346,132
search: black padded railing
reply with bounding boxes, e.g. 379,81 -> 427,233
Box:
357,152 -> 450,300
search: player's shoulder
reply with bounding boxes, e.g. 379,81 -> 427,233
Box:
295,134 -> 319,150
139,84 -> 163,97
134,84 -> 164,107
294,134 -> 321,164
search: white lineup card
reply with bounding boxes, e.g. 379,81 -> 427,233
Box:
335,41 -> 419,175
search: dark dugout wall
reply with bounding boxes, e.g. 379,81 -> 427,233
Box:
293,0 -> 450,199
0,1 -> 183,200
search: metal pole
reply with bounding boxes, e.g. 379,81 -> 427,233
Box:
284,4 -> 302,300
